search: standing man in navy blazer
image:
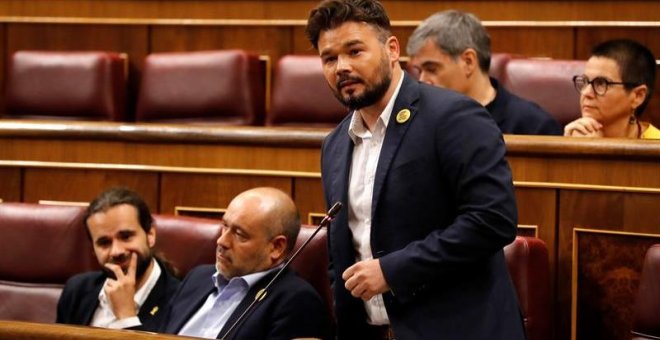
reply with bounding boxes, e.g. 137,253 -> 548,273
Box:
56,188 -> 179,331
306,1 -> 526,339
159,187 -> 330,340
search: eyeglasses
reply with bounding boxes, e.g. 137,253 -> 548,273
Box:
572,75 -> 638,96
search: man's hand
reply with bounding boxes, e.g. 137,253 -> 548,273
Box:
342,259 -> 389,301
104,252 -> 138,319
564,117 -> 604,137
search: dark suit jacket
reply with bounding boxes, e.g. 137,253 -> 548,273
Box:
160,265 -> 330,340
487,77 -> 562,135
321,73 -> 526,340
56,262 -> 180,331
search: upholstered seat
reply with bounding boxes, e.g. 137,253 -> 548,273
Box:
136,50 -> 265,125
290,225 -> 333,321
631,244 -> 660,340
152,214 -> 221,279
504,236 -> 551,340
267,55 -> 348,127
0,203 -> 94,323
501,59 -> 585,127
4,51 -> 127,121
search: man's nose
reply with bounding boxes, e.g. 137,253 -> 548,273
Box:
335,55 -> 352,75
109,241 -> 126,258
217,228 -> 230,248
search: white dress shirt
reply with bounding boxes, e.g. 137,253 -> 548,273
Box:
346,75 -> 404,325
178,268 -> 274,339
90,258 -> 161,329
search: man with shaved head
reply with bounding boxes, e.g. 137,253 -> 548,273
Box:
159,187 -> 330,340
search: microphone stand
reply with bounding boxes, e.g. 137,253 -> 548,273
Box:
219,202 -> 343,340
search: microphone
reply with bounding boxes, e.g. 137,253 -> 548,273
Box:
219,202 -> 342,340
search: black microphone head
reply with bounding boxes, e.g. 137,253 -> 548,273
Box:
327,202 -> 343,218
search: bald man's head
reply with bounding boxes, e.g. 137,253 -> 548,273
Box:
230,187 -> 301,253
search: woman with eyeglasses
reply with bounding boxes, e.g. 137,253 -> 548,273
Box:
564,39 -> 659,139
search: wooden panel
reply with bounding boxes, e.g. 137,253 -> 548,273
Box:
6,23 -> 149,119
490,27 -> 574,59
0,168 -> 21,202
0,319 -> 195,340
508,156 -> 660,188
159,173 -> 291,214
572,229 -> 660,340
0,23 -> 5,115
150,25 -> 294,64
22,168 -> 159,208
293,177 -> 325,225
557,190 -> 660,340
0,139 -> 322,172
0,1 -> 659,21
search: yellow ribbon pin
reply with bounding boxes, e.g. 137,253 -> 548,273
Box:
396,109 -> 411,124
150,306 -> 159,315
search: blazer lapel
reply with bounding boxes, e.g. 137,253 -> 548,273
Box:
80,279 -> 104,325
372,74 -> 419,217
324,118 -> 354,255
137,266 -> 169,322
169,279 -> 216,334
216,270 -> 279,340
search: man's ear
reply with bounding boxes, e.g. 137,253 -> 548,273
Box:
147,223 -> 156,248
269,235 -> 288,262
460,48 -> 479,77
386,35 -> 401,63
629,84 -> 648,112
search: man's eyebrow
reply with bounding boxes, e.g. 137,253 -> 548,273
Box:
320,39 -> 365,57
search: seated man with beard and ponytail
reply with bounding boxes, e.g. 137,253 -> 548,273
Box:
56,187 -> 180,331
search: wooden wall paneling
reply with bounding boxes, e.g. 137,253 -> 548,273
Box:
489,27 -> 575,59
557,189 -> 660,340
159,173 -> 292,214
0,167 -> 21,202
508,155 -> 660,188
293,176 -> 325,225
571,229 -> 660,340
22,168 -> 159,208
5,23 -> 149,121
0,138 -> 322,172
0,23 -> 5,115
291,26 -> 317,55
1,1 -> 660,21
575,27 -> 660,61
150,25 -> 294,66
575,26 -> 660,128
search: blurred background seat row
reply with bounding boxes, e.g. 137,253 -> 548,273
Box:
2,50 -> 584,128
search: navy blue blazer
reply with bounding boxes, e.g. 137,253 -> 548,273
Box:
487,77 -> 562,135
56,262 -> 180,331
160,265 -> 331,340
321,73 -> 526,340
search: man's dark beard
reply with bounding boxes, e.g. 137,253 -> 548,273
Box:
333,57 -> 392,110
102,252 -> 153,280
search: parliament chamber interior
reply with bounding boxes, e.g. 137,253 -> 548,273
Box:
0,1 -> 659,339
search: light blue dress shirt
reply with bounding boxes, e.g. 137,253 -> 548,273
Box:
178,269 -> 273,339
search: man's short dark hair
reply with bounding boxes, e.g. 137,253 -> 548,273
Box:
591,39 -> 656,116
305,0 -> 391,50
85,187 -> 153,235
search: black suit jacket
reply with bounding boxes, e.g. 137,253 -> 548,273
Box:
160,265 -> 330,340
56,262 -> 180,331
321,73 -> 526,340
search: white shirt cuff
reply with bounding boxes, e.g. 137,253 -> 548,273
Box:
107,316 -> 142,329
